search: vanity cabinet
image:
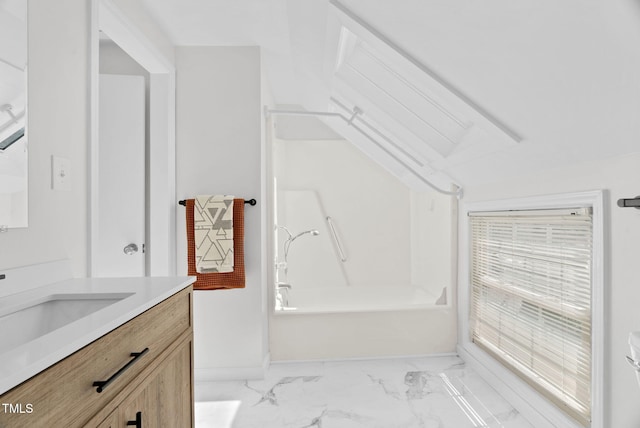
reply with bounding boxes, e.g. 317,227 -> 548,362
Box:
95,411 -> 118,428
0,285 -> 193,428
116,338 -> 192,427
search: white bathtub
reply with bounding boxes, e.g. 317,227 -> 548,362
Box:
270,284 -> 455,360
276,284 -> 447,314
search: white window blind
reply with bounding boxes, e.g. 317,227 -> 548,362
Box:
469,208 -> 593,426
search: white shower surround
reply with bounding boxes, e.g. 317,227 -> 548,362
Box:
270,137 -> 457,360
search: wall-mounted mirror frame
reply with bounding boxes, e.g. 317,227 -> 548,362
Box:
0,0 -> 28,230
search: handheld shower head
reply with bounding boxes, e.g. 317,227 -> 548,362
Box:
283,229 -> 320,260
290,229 -> 320,243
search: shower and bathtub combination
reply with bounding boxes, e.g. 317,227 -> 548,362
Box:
273,187 -> 452,314
268,129 -> 457,360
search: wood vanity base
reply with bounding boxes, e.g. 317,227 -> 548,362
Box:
0,285 -> 194,428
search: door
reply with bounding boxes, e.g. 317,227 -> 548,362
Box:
95,74 -> 145,277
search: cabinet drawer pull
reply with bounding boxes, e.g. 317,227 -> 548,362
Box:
126,411 -> 142,427
92,348 -> 149,393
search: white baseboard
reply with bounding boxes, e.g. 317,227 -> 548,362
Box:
195,353 -> 271,382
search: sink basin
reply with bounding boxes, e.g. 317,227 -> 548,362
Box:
0,293 -> 133,354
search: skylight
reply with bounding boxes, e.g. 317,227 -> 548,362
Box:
326,1 -> 521,193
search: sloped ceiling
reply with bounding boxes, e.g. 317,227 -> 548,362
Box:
140,0 -> 640,189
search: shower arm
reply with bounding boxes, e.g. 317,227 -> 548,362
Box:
265,107 -> 462,198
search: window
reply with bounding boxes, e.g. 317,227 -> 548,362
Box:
469,207 -> 593,426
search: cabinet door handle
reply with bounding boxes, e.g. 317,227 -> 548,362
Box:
92,348 -> 149,393
126,411 -> 142,427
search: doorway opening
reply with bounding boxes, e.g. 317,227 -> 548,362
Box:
89,0 -> 176,277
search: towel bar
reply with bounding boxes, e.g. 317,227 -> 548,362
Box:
178,198 -> 256,206
617,196 -> 640,209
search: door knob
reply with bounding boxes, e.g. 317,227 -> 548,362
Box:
123,243 -> 139,255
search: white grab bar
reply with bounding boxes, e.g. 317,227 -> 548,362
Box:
326,216 -> 347,262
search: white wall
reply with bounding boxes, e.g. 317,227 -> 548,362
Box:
458,152 -> 640,428
175,46 -> 267,378
0,1 -> 173,279
110,0 -> 175,66
0,0 -> 90,275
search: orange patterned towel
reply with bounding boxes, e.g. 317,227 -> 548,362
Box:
186,198 -> 246,290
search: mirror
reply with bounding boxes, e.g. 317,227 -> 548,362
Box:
0,0 -> 27,230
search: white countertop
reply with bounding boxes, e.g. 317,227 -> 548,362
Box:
0,275 -> 195,395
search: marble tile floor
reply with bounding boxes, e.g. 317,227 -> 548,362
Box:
194,355 -> 534,428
